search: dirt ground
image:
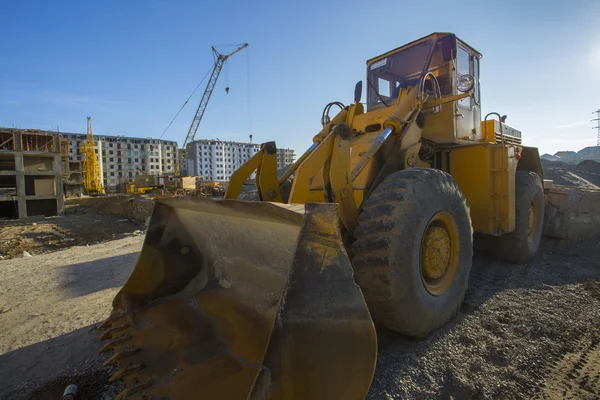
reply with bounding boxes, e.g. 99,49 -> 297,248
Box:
542,159 -> 600,189
0,229 -> 599,399
0,213 -> 144,260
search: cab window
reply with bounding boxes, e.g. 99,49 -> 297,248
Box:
457,46 -> 472,108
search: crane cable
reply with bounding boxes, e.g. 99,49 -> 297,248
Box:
247,46 -> 253,135
141,63 -> 214,162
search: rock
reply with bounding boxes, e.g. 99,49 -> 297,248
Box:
21,251 -> 32,258
544,187 -> 600,240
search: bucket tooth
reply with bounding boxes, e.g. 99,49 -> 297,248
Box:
99,335 -> 132,353
103,346 -> 140,366
98,323 -> 129,340
98,312 -> 126,330
109,363 -> 144,383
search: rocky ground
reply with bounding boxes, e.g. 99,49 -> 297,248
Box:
0,229 -> 598,399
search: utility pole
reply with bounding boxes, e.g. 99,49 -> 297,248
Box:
593,109 -> 600,146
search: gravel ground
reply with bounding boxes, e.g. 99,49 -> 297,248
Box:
0,234 -> 599,399
369,236 -> 600,399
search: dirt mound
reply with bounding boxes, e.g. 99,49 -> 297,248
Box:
541,159 -> 566,168
577,160 -> 600,174
66,196 -> 154,223
543,167 -> 598,189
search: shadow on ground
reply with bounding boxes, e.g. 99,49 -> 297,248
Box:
58,252 -> 139,299
0,325 -> 110,400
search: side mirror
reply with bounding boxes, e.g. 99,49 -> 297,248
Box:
501,115 -> 507,123
354,81 -> 363,103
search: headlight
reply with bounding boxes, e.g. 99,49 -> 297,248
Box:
457,74 -> 475,92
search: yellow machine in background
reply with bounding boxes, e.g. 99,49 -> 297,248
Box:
80,117 -> 104,195
100,33 -> 545,399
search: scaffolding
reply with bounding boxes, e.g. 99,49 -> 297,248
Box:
81,117 -> 104,195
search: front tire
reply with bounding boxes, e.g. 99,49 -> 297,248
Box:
352,168 -> 473,337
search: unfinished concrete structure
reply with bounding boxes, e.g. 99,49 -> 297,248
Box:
63,160 -> 84,197
0,128 -> 67,218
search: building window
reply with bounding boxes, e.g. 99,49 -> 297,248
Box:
110,158 -> 114,162
135,158 -> 138,162
128,158 -> 132,163
110,172 -> 115,176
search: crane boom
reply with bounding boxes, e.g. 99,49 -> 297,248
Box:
178,43 -> 248,175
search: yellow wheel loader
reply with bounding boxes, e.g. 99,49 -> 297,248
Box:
99,32 -> 546,399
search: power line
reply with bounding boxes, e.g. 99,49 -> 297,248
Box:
592,109 -> 600,147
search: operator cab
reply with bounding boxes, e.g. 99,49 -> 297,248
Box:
366,33 -> 482,144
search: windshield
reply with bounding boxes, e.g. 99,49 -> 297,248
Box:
367,39 -> 434,108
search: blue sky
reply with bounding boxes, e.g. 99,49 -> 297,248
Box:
1,0 -> 600,156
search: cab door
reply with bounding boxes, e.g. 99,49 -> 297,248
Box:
455,44 -> 481,141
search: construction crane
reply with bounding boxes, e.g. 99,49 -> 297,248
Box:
176,43 -> 248,175
81,117 -> 104,195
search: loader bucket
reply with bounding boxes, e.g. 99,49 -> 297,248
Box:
99,197 -> 377,400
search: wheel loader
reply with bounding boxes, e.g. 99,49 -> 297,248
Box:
99,32 -> 546,399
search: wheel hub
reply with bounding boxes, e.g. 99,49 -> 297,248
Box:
421,227 -> 451,280
420,212 -> 460,296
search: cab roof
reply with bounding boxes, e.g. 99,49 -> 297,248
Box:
366,32 -> 482,67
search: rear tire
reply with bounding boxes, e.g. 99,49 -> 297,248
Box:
489,171 -> 544,263
352,168 -> 473,337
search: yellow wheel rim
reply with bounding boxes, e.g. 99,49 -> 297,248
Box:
420,212 -> 460,296
527,198 -> 539,244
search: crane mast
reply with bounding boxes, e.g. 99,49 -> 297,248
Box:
81,116 -> 104,195
177,43 -> 248,175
